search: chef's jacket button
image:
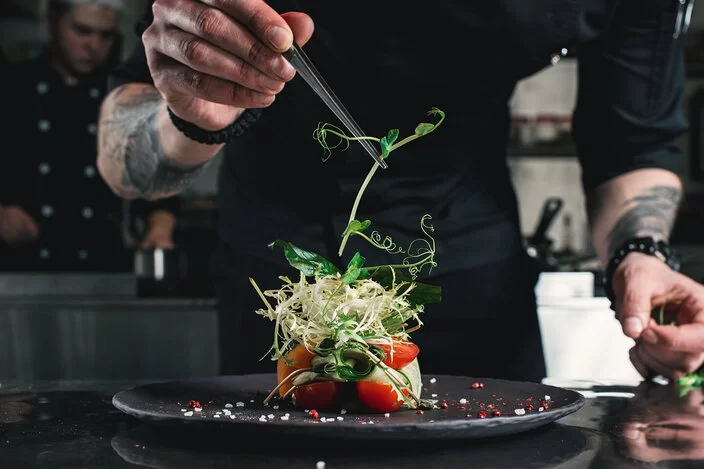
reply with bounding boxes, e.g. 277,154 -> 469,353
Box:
41,205 -> 54,217
89,88 -> 101,99
39,248 -> 50,259
78,249 -> 88,260
87,123 -> 97,135
37,82 -> 49,95
82,207 -> 93,219
38,162 -> 51,175
550,54 -> 561,65
84,166 -> 96,178
38,120 -> 51,132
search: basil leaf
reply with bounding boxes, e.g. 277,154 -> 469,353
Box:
268,240 -> 340,277
371,266 -> 442,307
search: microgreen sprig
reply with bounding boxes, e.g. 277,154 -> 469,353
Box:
314,107 -> 445,257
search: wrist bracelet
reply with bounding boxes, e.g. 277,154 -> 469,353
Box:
604,236 -> 680,308
167,107 -> 262,145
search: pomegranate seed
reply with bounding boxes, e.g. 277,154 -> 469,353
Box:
491,410 -> 501,417
186,400 -> 201,409
525,403 -> 534,411
478,411 -> 487,419
440,400 -> 448,409
416,409 -> 424,414
540,400 -> 549,409
309,409 -> 319,419
471,382 -> 480,389
479,382 -> 485,388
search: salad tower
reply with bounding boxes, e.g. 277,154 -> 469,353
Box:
249,108 -> 445,413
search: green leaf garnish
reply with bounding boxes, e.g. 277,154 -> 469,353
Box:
340,252 -> 368,284
268,240 -> 340,277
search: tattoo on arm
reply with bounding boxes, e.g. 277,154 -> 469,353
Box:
100,86 -> 208,199
600,185 -> 682,257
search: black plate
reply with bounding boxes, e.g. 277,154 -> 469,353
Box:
112,374 -> 585,441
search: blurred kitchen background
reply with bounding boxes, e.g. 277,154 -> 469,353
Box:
1,0 -> 703,385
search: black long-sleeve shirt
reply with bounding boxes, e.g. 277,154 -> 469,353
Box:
108,0 -> 688,276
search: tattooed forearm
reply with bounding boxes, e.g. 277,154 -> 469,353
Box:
600,185 -> 682,256
98,85 -> 209,199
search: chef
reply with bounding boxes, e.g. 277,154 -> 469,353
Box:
0,0 -> 179,272
96,0 -> 704,382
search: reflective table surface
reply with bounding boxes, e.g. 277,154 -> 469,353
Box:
1,378 -> 703,468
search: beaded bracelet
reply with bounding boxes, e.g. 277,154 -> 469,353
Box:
603,236 -> 680,308
167,107 -> 262,145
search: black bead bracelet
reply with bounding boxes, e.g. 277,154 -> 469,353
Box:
603,236 -> 680,308
167,107 -> 262,145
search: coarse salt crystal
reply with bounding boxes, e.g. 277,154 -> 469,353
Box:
539,407 -> 544,412
340,409 -> 347,415
230,415 -> 236,419
259,416 -> 267,422
183,411 -> 193,417
224,403 -> 233,408
544,395 -> 550,400
180,409 -> 187,412
213,414 -> 221,418
459,398 -> 467,404
384,413 -> 390,418
216,411 -> 222,414
280,415 -> 289,420
336,416 -> 344,421
429,378 -> 437,383
236,402 -> 245,407
194,407 -> 202,412
431,393 -> 438,398
514,408 -> 526,416
272,405 -> 279,410
316,461 -> 326,469
268,414 -> 275,419
250,399 -> 255,403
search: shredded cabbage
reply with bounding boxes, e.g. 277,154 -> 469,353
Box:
252,272 -> 424,360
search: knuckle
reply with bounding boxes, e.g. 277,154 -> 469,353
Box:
182,68 -> 205,93
194,7 -> 222,37
179,36 -> 208,64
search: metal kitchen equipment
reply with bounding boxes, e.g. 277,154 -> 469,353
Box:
524,197 -> 564,270
282,42 -> 388,169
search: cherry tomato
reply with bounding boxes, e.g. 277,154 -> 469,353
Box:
292,381 -> 343,411
372,340 -> 419,370
277,344 -> 316,397
277,343 -> 343,410
357,381 -> 407,413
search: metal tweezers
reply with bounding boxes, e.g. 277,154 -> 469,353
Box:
282,42 -> 388,169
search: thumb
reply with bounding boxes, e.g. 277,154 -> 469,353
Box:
616,274 -> 657,340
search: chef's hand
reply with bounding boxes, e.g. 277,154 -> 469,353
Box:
611,252 -> 704,380
618,382 -> 704,462
144,0 -> 314,130
0,205 -> 39,246
140,210 -> 176,250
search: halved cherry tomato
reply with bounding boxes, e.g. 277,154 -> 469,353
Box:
356,381 -> 407,413
276,343 -> 342,410
292,381 -> 343,410
372,340 -> 419,370
277,344 -> 316,397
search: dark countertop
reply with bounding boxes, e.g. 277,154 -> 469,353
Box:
1,378 -> 702,468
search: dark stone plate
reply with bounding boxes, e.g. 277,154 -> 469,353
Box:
112,374 -> 585,441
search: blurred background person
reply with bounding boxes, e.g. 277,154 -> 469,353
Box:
0,0 -> 179,272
